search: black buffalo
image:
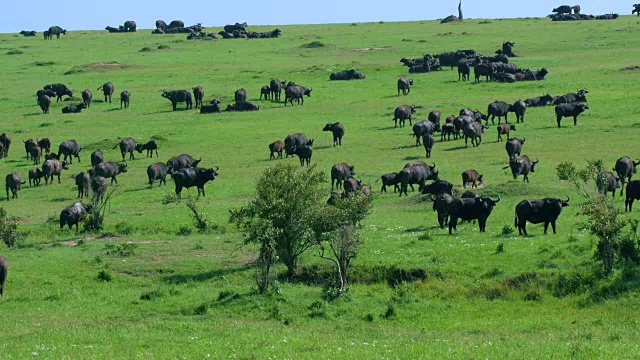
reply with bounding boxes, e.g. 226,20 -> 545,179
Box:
269,141 -> 285,160
120,91 -> 130,109
28,168 -> 43,187
44,83 -> 73,102
0,256 -> 6,298
226,101 -> 259,111
200,102 -> 221,114
634,4 -> 640,16
458,62 -> 470,81
598,171 -> 620,198
20,30 -> 36,36
94,162 -> 128,184
47,26 -> 66,39
625,180 -> 640,211
432,193 -> 454,228
42,159 -> 69,185
331,163 -> 355,189
398,162 -> 438,196
463,122 -> 486,148
167,154 -> 201,173
270,79 -> 286,101
474,63 -> 496,82
124,21 -> 136,32
421,179 -> 453,196
505,137 -> 525,159
448,195 -> 500,234
284,85 -> 312,106
38,95 -> 51,114
555,103 -> 588,127
97,82 -> 115,103
234,88 -> 247,103
293,145 -> 313,167
5,173 -> 25,200
90,150 -> 104,167
614,157 -> 640,196
72,172 -> 90,198
162,90 -> 192,111
173,167 -> 219,198
393,105 -> 416,128
224,22 -> 247,33
191,87 -> 204,109
552,89 -> 588,105
62,103 -> 87,114
81,89 -> 92,108
91,177 -> 108,203
330,69 -> 365,80
380,173 -> 401,193
58,140 -> 82,164
412,120 -> 440,146
487,101 -> 510,125
147,162 -> 169,188
60,203 -> 92,230
422,134 -> 435,158
136,140 -> 159,158
168,20 -> 185,29
515,197 -> 569,235
510,101 -> 527,123
113,138 -> 138,161
397,76 -> 413,95
284,133 -> 312,157
322,122 -> 345,146
505,155 -> 538,182
260,85 -> 270,100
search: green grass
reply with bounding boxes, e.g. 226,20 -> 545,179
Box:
1,17 -> 640,358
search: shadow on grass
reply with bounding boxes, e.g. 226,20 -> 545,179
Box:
443,145 -> 468,151
107,108 -> 122,112
162,263 -> 254,285
313,145 -> 332,150
393,145 -> 417,150
24,113 -> 43,117
403,155 -> 423,161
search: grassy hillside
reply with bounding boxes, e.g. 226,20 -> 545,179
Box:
1,17 -> 640,358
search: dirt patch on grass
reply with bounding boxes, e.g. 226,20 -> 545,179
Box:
621,66 -> 640,71
354,46 -> 392,51
64,62 -> 137,75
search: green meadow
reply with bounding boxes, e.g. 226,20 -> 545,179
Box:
0,16 -> 640,358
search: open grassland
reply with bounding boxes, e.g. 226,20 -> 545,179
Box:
1,17 -> 640,358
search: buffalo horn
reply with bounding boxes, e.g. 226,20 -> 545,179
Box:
565,196 -> 570,203
215,166 -> 219,170
430,195 -> 437,201
533,158 -> 539,164
493,195 -> 501,203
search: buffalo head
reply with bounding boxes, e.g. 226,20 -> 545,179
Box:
531,158 -> 540,172
61,161 -> 70,170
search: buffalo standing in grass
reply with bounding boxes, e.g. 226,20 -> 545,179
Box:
448,195 -> 500,234
614,157 -> 640,196
625,180 -> 640,211
487,101 -> 510,125
167,154 -> 201,173
44,83 -> 73,102
24,139 -> 38,160
555,103 -> 588,127
47,26 -> 66,39
393,105 -> 416,128
0,133 -> 10,158
124,21 -> 136,32
331,163 -> 355,189
162,90 -> 192,111
505,156 -> 538,182
458,62 -> 470,81
120,91 -> 130,109
136,140 -> 159,158
284,133 -> 312,157
192,87 -> 204,109
113,138 -> 138,161
147,162 -> 169,188
173,167 -> 219,198
28,168 -> 43,187
422,134 -> 435,158
462,170 -> 483,188
58,140 -> 82,164
38,95 -> 51,114
598,171 -> 620,198
72,172 -> 90,198
380,173 -> 401,193
284,85 -> 312,106
42,159 -> 69,185
510,101 -> 527,123
323,122 -> 345,147
260,86 -> 270,100
91,150 -> 104,167
496,124 -> 516,142
293,145 -> 313,167
81,89 -> 92,108
29,145 -> 41,165
0,256 -> 6,298
412,121 -> 441,146
515,197 -> 570,235
5,173 -> 25,200
97,82 -> 115,103
397,77 -> 413,95
94,162 -> 128,184
505,137 -> 525,159
432,193 -> 454,229
91,177 -> 108,203
60,202 -> 92,230
270,79 -> 285,101
269,141 -> 285,160
463,122 -> 486,148
421,180 -> 454,196
398,162 -> 438,196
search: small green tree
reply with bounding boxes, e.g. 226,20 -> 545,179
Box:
557,160 -> 626,273
0,207 -> 24,247
230,163 -> 326,292
313,192 -> 372,297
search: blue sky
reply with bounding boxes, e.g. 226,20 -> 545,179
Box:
1,1 -> 631,33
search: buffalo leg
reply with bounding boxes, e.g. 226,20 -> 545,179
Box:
111,177 -> 118,184
573,116 -> 578,126
381,185 -> 386,193
557,116 -> 562,128
626,198 -> 633,212
448,218 -> 457,234
551,222 -> 557,234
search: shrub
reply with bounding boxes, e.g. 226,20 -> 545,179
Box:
162,192 -> 179,205
6,50 -> 23,55
496,243 -> 505,253
115,221 -> 134,235
140,288 -> 165,300
105,243 -> 137,257
0,207 -> 24,248
157,45 -> 170,49
501,225 -> 514,236
177,225 -> 192,236
300,41 -> 325,48
96,269 -> 112,282
139,47 -> 152,52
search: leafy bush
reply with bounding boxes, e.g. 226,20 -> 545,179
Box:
6,50 -> 23,55
140,288 -> 165,301
105,243 -> 137,257
162,192 -> 179,204
96,269 -> 112,282
0,207 -> 24,247
157,45 -> 170,49
115,221 -> 134,235
177,225 -> 192,236
139,47 -> 152,52
501,225 -> 514,236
